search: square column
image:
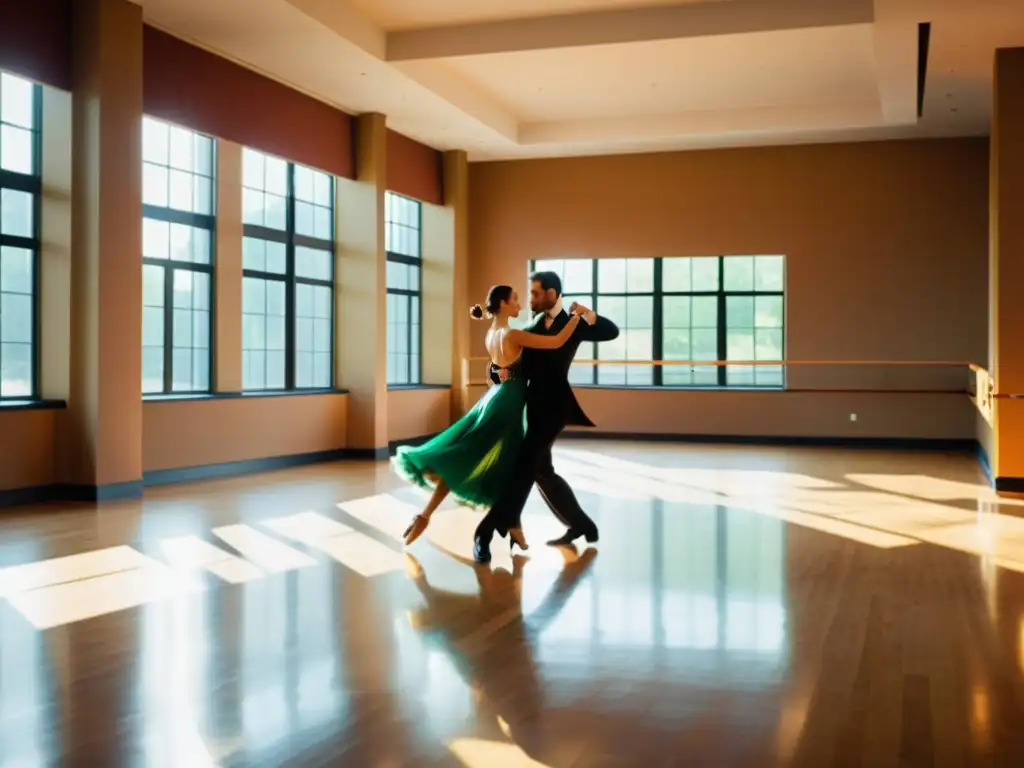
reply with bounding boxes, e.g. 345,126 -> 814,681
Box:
60,0 -> 144,497
989,47 -> 1024,491
336,113 -> 388,457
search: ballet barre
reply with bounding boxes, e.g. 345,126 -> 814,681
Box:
459,358 -> 997,420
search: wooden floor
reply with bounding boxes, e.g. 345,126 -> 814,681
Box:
2,441 -> 1024,766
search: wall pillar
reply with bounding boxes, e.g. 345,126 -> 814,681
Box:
990,46 -> 1024,492
442,150 -> 469,418
335,113 -> 388,456
214,140 -> 243,392
60,0 -> 144,497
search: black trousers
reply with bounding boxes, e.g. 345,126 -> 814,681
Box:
475,409 -> 597,538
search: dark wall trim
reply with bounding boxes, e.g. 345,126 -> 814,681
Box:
144,448 -> 352,486
387,384 -> 452,392
3,434 -> 1020,508
0,399 -> 67,411
0,0 -> 72,91
142,26 -> 355,179
560,430 -> 977,452
975,442 -> 1024,494
389,434 -> 436,453
0,481 -> 144,508
386,129 -> 444,205
142,388 -> 349,404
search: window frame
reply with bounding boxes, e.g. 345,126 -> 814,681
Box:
0,74 -> 43,401
241,154 -> 335,392
140,116 -> 217,397
385,191 -> 422,387
528,256 -> 786,389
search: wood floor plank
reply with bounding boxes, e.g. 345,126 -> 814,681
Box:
0,441 -> 1021,765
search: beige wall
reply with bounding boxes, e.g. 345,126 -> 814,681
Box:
467,138 -> 989,438
2,100 -> 459,497
142,394 -> 348,472
0,410 -> 58,491
387,388 -> 451,442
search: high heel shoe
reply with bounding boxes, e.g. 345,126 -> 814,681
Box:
508,527 -> 529,552
402,514 -> 431,546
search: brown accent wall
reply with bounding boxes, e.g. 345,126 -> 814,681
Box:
386,129 -> 443,204
468,138 -> 989,439
0,0 -> 72,90
0,410 -> 57,491
142,26 -> 354,178
142,395 -> 348,472
387,388 -> 451,442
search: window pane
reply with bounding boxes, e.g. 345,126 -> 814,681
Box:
754,255 -> 785,291
755,296 -> 783,327
1,188 -> 33,237
626,259 -> 654,293
141,117 -> 216,394
142,346 -> 163,394
663,258 -> 691,292
1,293 -> 31,342
691,258 -> 719,291
597,259 -> 625,292
1,73 -> 35,130
726,296 -> 754,328
0,246 -> 33,294
0,124 -> 33,174
723,256 -> 754,291
562,259 -> 593,293
243,153 -> 335,391
295,247 -> 331,281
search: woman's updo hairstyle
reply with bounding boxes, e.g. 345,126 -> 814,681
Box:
470,284 -> 513,320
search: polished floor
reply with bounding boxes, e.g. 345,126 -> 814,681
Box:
2,441 -> 1024,766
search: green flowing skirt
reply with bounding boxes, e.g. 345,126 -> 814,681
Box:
392,380 -> 527,509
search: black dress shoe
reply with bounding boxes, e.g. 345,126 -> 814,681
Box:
546,526 -> 599,547
473,534 -> 492,564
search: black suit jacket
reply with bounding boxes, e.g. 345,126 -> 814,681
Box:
490,309 -> 619,428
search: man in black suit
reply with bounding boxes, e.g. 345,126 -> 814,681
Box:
473,270 -> 620,564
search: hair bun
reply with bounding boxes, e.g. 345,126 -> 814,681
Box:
469,304 -> 485,320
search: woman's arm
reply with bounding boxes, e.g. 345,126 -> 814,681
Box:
507,314 -> 580,350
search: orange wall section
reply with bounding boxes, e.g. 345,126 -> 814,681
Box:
387,388 -> 451,442
142,395 -> 348,473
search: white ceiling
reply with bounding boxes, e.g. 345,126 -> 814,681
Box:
135,0 -> 1024,161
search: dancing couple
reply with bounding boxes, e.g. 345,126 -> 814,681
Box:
393,270 -> 619,563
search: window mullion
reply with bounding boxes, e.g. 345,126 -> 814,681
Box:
653,258 -> 663,387
286,163 -> 296,390
717,256 -> 727,387
163,264 -> 174,393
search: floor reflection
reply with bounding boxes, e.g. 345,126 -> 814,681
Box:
1,442 -> 1024,764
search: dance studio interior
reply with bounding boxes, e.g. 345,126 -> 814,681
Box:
0,0 -> 1022,764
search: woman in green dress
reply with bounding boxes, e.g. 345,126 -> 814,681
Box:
393,284 -> 582,552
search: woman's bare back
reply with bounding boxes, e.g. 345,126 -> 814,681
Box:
485,326 -> 523,369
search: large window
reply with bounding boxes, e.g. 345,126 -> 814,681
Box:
141,117 -> 215,395
531,256 -> 785,387
0,73 -> 40,400
385,191 -> 422,385
241,148 -> 334,391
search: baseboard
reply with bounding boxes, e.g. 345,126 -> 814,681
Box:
972,442 -> 1024,493
389,434 -> 437,454
0,485 -> 53,508
143,448 -> 358,486
3,433 -> 1018,508
0,480 -> 145,508
560,430 -> 977,452
0,447 -> 387,507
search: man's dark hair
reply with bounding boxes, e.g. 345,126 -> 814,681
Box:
529,270 -> 562,297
